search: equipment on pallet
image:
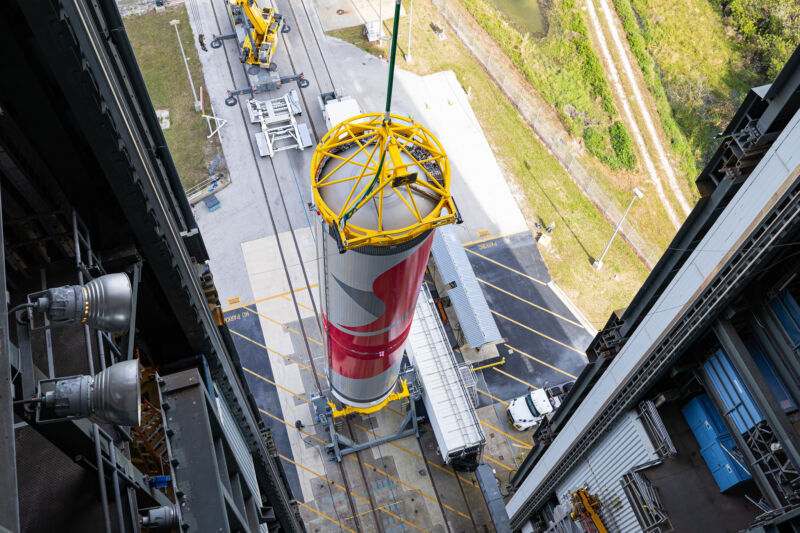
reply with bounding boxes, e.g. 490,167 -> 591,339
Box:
224,72 -> 309,106
569,488 -> 607,533
246,90 -> 312,157
210,0 -> 291,70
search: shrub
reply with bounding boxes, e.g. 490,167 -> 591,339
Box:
609,121 -> 637,170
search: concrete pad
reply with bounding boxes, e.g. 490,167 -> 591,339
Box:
313,0 -> 406,31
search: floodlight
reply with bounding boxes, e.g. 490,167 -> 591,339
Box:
28,273 -> 132,333
35,359 -> 141,426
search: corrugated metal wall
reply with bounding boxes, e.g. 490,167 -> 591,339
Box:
554,410 -> 657,532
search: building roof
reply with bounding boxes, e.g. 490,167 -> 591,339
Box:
430,226 -> 503,348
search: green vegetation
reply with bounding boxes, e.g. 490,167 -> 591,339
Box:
610,0 -> 797,184
720,0 -> 800,79
608,121 -> 636,170
460,0 -> 637,172
611,0 -> 698,186
583,122 -> 635,171
124,5 -> 218,189
328,0 -> 649,326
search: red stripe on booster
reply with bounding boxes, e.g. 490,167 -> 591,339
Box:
326,234 -> 433,380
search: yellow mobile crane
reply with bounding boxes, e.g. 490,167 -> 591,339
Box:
211,0 -> 290,71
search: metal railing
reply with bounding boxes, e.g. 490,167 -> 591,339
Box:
428,0 -> 661,268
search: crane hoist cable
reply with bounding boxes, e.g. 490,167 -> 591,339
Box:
339,0 -> 403,230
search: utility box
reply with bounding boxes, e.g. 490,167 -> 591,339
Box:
699,436 -> 752,491
682,394 -> 752,492
682,394 -> 730,449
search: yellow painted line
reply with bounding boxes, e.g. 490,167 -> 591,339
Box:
352,423 -> 479,489
484,455 -> 514,472
229,329 -> 316,374
493,367 -> 539,390
283,454 -> 342,487
361,459 -> 471,520
464,248 -> 547,285
222,284 -> 319,312
229,327 -> 327,380
481,421 -> 532,449
242,367 -> 311,404
260,409 -> 327,445
478,388 -> 509,406
461,230 -> 524,247
492,310 -> 586,356
504,344 -> 578,379
296,501 -> 355,533
477,278 -> 583,328
282,294 -> 316,314
244,305 -> 324,347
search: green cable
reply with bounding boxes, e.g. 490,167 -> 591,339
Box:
340,0 -> 403,230
384,0 -> 402,114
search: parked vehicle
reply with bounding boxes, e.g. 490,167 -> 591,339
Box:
506,381 -> 574,431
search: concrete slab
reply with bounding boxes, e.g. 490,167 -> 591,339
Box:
312,0 -> 406,31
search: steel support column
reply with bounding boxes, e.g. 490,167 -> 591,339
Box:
0,183 -> 20,532
713,319 -> 800,473
161,370 -> 229,533
751,308 -> 800,408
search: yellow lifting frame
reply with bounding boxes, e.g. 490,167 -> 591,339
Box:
328,379 -> 410,418
311,113 -> 458,251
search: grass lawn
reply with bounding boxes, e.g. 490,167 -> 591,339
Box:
461,0 -> 638,173
329,0 -> 649,327
626,0 -> 760,166
124,5 -> 219,190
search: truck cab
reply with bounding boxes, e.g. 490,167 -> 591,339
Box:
506,388 -> 555,431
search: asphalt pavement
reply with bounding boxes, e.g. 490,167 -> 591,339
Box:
466,231 -> 593,406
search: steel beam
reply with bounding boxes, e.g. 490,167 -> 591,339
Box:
161,370 -> 230,533
713,319 -> 800,474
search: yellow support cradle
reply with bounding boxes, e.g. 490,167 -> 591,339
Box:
328,379 -> 411,418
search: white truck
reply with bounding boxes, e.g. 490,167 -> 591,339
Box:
506,382 -> 573,431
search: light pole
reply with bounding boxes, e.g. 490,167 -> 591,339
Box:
593,187 -> 643,270
170,19 -> 200,111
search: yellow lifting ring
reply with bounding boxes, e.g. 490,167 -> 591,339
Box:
311,113 -> 458,251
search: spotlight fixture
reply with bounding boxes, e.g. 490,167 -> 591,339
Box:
27,273 -> 133,333
32,359 -> 142,426
141,506 -> 178,530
